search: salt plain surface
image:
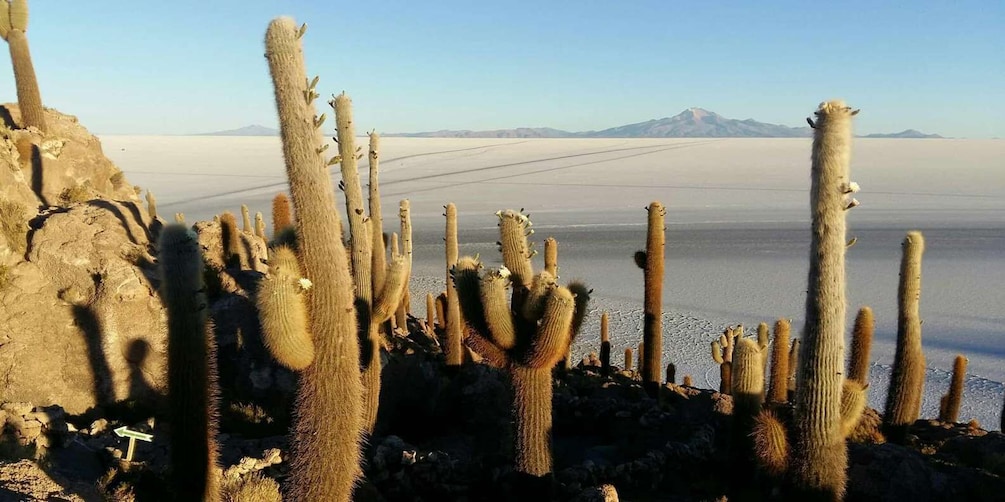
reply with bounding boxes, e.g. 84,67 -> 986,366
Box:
101,136 -> 1005,428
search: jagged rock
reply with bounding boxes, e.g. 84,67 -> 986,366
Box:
0,202 -> 166,415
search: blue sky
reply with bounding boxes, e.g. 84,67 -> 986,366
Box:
4,1 -> 1002,137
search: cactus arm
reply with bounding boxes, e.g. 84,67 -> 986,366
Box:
840,380 -> 867,437
497,209 -> 534,289
543,237 -> 558,277
272,193 -> 292,236
938,355 -> 967,423
480,268 -> 517,349
395,199 -> 412,327
522,287 -> 575,369
848,306 -> 874,385
520,270 -> 556,321
567,281 -> 592,342
451,256 -> 491,338
257,246 -> 314,370
368,131 -> 387,296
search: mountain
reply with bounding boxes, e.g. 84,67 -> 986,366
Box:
197,124 -> 279,136
387,108 -> 813,138
863,129 -> 944,139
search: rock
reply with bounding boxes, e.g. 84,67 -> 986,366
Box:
193,219 -> 268,274
573,484 -> 620,502
0,201 -> 166,414
1,401 -> 33,415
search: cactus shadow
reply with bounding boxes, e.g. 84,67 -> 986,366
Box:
71,303 -> 115,408
86,200 -> 142,245
0,105 -> 16,129
30,144 -> 49,207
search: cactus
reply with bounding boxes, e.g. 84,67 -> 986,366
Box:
636,201 -> 666,396
395,199 -> 413,330
733,339 -> 765,419
174,213 -> 185,224
444,203 -> 463,367
272,193 -> 293,237
938,355 -> 967,423
752,411 -> 789,477
255,212 -> 267,240
265,17 -> 363,500
368,131 -> 387,298
711,330 -> 737,394
362,253 -> 408,432
544,237 -> 558,277
791,100 -> 859,500
847,306 -> 874,386
425,292 -> 436,335
451,209 -> 590,478
788,338 -> 800,396
665,363 -> 676,384
624,347 -> 633,371
599,312 -> 611,376
256,246 -> 313,370
158,224 -> 220,501
883,231 -> 926,440
435,292 -> 446,332
146,191 -> 158,220
0,0 -> 45,131
767,319 -> 791,404
219,211 -> 241,269
757,322 -> 770,381
241,204 -> 252,233
682,374 -> 693,387
840,380 -> 867,436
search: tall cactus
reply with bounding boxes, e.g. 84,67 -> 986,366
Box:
767,319 -> 791,404
265,17 -> 362,500
395,199 -> 413,329
791,100 -> 859,500
158,224 -> 220,501
452,209 -> 590,479
444,203 -> 463,367
883,231 -> 926,440
0,0 -> 45,131
847,306 -> 874,385
368,131 -> 387,297
636,201 -> 666,396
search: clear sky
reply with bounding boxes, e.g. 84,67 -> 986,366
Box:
4,1 -> 1003,137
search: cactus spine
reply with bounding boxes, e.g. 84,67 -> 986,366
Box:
451,209 -> 589,479
158,224 -> 220,501
600,312 -> 611,376
444,203 -> 463,367
883,231 -> 926,438
791,100 -> 859,500
938,355 -> 967,423
265,17 -> 362,500
638,201 -> 666,396
767,318 -> 791,404
257,246 -> 313,370
0,0 -> 45,131
847,306 -> 874,385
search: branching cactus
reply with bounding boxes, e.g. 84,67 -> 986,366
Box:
938,355 -> 967,423
0,0 -> 46,131
711,327 -> 738,394
265,17 -> 363,500
452,209 -> 591,479
158,224 -> 220,501
791,100 -> 860,500
635,201 -> 666,396
883,231 -> 926,440
847,306 -> 874,385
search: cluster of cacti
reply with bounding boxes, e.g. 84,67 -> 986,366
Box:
710,325 -> 742,394
452,209 -> 591,478
883,231 -> 926,442
634,201 -> 666,396
0,0 -> 46,131
157,224 -> 220,501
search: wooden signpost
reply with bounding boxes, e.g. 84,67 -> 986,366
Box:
114,426 -> 153,462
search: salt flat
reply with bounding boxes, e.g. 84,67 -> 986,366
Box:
101,135 -> 1005,427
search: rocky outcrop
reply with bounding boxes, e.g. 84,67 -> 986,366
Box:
0,201 -> 166,414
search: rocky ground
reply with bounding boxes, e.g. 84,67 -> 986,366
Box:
2,322 -> 1004,501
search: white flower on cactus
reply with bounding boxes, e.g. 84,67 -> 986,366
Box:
298,278 -> 313,290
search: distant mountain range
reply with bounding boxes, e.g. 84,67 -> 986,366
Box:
198,109 -> 943,138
